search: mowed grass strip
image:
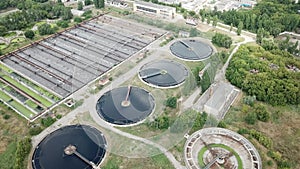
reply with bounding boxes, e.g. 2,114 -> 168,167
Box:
9,100 -> 35,118
25,99 -> 39,110
0,74 -> 52,107
0,90 -> 12,102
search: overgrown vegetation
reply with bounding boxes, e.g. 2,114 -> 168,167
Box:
212,33 -> 232,49
0,0 -> 72,35
226,44 -> 300,105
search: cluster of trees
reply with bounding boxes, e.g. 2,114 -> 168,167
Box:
147,115 -> 170,130
94,0 -> 105,9
201,0 -> 300,37
244,103 -> 270,124
212,33 -> 233,49
226,45 -> 300,105
14,137 -> 32,169
38,23 -> 57,35
0,0 -> 23,10
0,1 -> 72,35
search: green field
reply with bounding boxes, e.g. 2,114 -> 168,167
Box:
0,64 -> 60,101
198,144 -> 243,169
0,73 -> 52,107
0,90 -> 12,102
9,100 -> 34,118
25,100 -> 39,110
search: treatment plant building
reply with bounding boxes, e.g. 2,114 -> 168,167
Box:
133,1 -> 176,19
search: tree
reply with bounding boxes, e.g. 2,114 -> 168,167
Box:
166,97 -> 177,108
207,16 -> 211,24
38,23 -> 55,35
85,0 -> 92,5
0,26 -> 7,36
200,71 -> 211,92
254,104 -> 270,122
245,112 -> 257,125
78,1 -> 83,10
230,23 -> 233,32
74,17 -> 83,23
62,8 -> 73,20
212,33 -> 232,49
237,21 -> 243,35
94,0 -> 100,8
24,30 -> 35,39
99,0 -> 105,8
212,15 -> 218,27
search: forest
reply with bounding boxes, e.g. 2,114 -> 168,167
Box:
201,0 -> 300,37
0,0 -> 72,35
226,45 -> 300,106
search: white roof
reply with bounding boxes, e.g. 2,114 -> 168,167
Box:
135,1 -> 175,10
205,82 -> 234,111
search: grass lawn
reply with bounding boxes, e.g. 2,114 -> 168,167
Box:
0,44 -> 7,50
11,37 -> 25,43
102,153 -> 174,169
0,74 -> 52,107
0,142 -> 17,169
25,99 -> 39,110
0,64 -> 13,73
0,90 -> 12,102
198,144 -> 243,169
9,100 -> 34,118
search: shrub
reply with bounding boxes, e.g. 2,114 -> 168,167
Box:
74,17 -> 82,23
245,112 -> 257,125
212,33 -> 232,49
166,97 -> 177,108
3,114 -> 10,120
41,117 -> 56,127
38,23 -> 55,35
24,30 -> 35,39
29,126 -> 43,136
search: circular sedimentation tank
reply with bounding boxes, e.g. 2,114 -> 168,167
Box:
184,127 -> 262,169
139,60 -> 188,88
170,39 -> 213,61
96,86 -> 155,126
32,125 -> 107,169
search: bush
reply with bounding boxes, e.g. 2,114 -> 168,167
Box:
166,97 -> 177,108
38,23 -> 55,35
74,17 -> 82,23
24,30 -> 35,39
212,33 -> 232,49
254,104 -> 270,122
217,120 -> 227,128
41,117 -> 56,127
56,114 -> 62,119
243,95 -> 256,106
245,112 -> 257,125
147,116 -> 170,130
29,126 -> 43,136
3,114 -> 10,120
14,137 -> 32,169
56,20 -> 69,28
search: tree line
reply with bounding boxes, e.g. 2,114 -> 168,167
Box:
201,0 -> 300,37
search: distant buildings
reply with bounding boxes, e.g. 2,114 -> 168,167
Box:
133,1 -> 176,19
